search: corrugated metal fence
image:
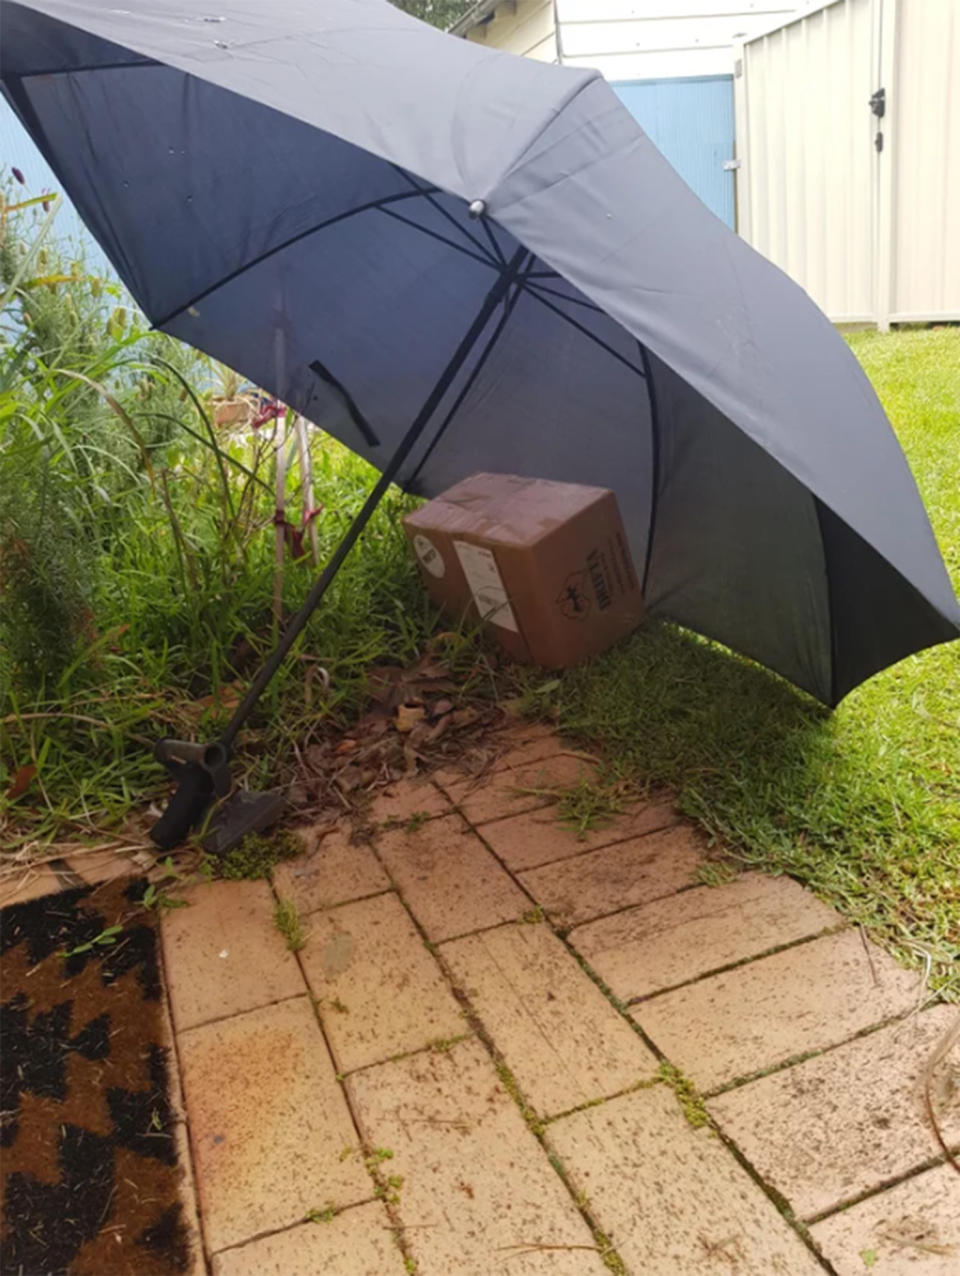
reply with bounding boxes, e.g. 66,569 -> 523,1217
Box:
735,0 -> 959,327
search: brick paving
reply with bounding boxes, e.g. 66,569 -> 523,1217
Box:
9,722 -> 959,1274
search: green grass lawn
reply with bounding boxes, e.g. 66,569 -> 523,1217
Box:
545,327 -> 960,997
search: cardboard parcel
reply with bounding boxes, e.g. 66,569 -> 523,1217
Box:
404,472 -> 644,669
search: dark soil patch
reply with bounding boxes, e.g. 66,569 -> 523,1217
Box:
1,878 -> 194,1275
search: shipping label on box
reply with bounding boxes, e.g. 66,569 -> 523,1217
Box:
453,541 -> 519,632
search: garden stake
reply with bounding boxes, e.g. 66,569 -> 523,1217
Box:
150,246 -> 530,852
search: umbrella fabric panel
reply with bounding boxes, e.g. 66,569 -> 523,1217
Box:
163,198 -> 504,467
816,503 -> 960,702
3,0 -> 595,207
0,2 -> 149,76
6,62 -> 430,321
644,357 -> 833,702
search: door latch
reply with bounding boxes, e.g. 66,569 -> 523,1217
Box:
869,87 -> 885,118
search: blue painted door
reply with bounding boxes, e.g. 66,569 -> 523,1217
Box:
612,76 -> 736,227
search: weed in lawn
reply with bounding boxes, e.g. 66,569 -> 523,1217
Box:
273,896 -> 306,952
58,924 -> 123,958
140,880 -> 190,913
217,830 -> 301,881
694,862 -> 740,888
553,777 -> 624,838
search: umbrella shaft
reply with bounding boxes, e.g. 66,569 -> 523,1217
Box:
220,241 -> 529,748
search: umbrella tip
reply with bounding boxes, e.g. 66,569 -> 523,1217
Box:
468,199 -> 486,220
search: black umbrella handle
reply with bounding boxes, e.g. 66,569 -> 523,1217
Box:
219,242 -> 530,749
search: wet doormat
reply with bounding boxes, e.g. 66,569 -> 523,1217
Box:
1,877 -> 194,1275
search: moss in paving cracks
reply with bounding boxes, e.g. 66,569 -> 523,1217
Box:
521,906 -> 545,924
494,1060 -> 543,1135
658,1061 -> 711,1130
428,1034 -> 468,1053
273,896 -> 306,952
304,1204 -> 338,1223
216,829 -> 301,881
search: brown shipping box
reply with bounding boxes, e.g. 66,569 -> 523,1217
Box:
403,472 -> 643,669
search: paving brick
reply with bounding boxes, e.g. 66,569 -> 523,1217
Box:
375,813 -> 528,941
298,892 -> 463,1072
545,1086 -> 822,1275
709,1005 -> 960,1219
347,1038 -> 609,1275
519,825 -> 703,929
367,777 -> 451,825
272,830 -> 389,914
480,797 -> 681,872
173,1121 -> 207,1276
570,873 -> 840,1001
64,847 -> 138,884
442,922 -> 656,1117
437,753 -> 597,825
488,724 -> 574,772
161,879 -> 305,1032
0,864 -> 64,906
179,997 -> 368,1254
212,1202 -> 406,1276
635,930 -> 918,1092
810,1164 -> 960,1275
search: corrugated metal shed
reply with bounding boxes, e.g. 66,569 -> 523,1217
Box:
735,0 -> 959,327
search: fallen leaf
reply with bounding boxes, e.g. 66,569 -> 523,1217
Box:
395,704 -> 426,733
6,764 -> 36,800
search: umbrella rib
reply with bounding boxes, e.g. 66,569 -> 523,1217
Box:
479,218 -> 508,268
152,186 -> 440,329
390,166 -> 499,265
376,206 -> 500,270
525,281 -> 605,313
637,341 -> 660,594
406,254 -> 534,487
12,59 -> 159,77
519,285 -> 647,380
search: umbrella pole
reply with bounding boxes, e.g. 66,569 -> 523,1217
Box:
150,243 -> 528,848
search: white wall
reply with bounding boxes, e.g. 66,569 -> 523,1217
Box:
461,1 -> 808,78
556,0 -> 803,79
736,0 -> 960,326
466,0 -> 558,62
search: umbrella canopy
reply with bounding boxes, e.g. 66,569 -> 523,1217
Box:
3,0 -> 957,705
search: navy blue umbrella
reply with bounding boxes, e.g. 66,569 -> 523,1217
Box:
4,0 -> 957,841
